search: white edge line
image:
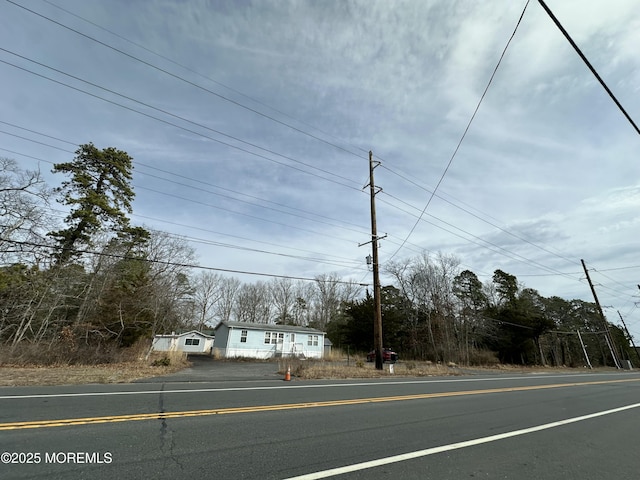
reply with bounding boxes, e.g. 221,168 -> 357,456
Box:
283,402 -> 640,480
0,373 -> 635,400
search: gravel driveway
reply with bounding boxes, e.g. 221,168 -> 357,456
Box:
138,355 -> 283,383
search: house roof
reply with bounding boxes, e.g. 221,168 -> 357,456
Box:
216,321 -> 325,335
153,330 -> 215,339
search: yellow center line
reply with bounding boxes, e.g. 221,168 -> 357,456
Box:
1,377 -> 638,431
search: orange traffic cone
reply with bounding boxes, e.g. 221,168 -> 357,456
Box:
284,366 -> 291,381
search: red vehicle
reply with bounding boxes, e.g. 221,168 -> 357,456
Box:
366,348 -> 398,363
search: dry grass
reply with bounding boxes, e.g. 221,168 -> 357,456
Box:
0,351 -> 190,387
279,358 -> 460,379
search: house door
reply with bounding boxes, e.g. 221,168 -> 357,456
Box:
275,332 -> 285,354
283,333 -> 295,356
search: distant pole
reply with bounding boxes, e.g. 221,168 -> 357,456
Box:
576,330 -> 592,369
581,259 -> 621,369
618,310 -> 640,367
368,151 -> 384,371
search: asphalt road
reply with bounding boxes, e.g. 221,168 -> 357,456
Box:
1,360 -> 639,479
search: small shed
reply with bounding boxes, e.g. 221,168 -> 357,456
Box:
213,321 -> 326,359
324,337 -> 333,357
152,330 -> 215,354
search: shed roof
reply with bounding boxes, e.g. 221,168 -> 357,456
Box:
216,321 -> 325,335
153,330 -> 215,339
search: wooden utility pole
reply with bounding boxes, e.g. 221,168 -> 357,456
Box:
368,151 -> 384,371
618,310 -> 640,367
581,259 -> 621,369
576,330 -> 592,369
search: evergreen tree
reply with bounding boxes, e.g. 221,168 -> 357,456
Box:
49,143 -> 145,264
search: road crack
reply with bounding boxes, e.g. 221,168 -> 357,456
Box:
158,382 -> 184,471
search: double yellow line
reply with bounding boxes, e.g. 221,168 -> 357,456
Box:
1,377 -> 638,431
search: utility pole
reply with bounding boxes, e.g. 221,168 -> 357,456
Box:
618,310 -> 640,367
576,330 -> 592,369
581,259 -> 621,369
368,151 -> 384,371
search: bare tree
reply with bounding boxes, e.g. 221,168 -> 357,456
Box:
234,282 -> 272,324
310,274 -> 362,330
215,276 -> 240,325
192,272 -> 223,330
292,281 -> 314,326
270,277 -> 295,324
0,158 -> 52,264
142,231 -> 196,335
385,252 -> 460,361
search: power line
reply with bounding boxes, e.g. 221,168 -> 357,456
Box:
387,0 -> 531,260
382,163 -> 577,267
0,121 -> 368,234
134,169 -> 370,237
537,0 -> 640,136
3,127 -> 635,304
2,239 -> 370,285
0,137 -> 426,257
39,205 -> 366,270
0,129 -> 599,286
40,0 -> 370,158
6,0 -> 368,159
128,213 -> 351,262
378,191 -> 581,281
0,47 -> 362,190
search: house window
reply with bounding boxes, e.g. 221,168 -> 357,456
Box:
185,338 -> 200,346
264,332 -> 284,344
240,330 -> 247,343
307,335 -> 318,346
290,333 -> 295,343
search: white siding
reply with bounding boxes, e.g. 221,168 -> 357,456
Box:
152,331 -> 214,354
213,323 -> 325,359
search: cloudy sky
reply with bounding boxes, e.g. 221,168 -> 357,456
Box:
1,0 -> 639,339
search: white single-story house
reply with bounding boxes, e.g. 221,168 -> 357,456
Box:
213,321 -> 326,359
152,330 -> 215,354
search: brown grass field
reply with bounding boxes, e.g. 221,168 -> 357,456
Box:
0,350 -> 190,387
0,347 -> 593,387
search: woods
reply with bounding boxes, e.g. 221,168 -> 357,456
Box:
0,148 -> 635,367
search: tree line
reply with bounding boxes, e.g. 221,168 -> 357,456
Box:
0,146 -> 635,366
331,254 -> 634,367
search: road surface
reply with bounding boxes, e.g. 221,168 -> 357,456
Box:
1,363 -> 639,479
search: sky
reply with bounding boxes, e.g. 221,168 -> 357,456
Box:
1,0 -> 639,340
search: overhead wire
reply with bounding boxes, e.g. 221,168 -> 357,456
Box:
0,139 -> 369,256
0,124 -> 604,285
3,1 -> 583,281
15,203 -> 367,274
537,0 -> 640,136
3,2 -> 638,312
382,163 -> 578,266
0,121 -> 368,234
6,0 -> 369,159
0,47 -> 362,190
0,122 -> 424,251
0,122 -> 633,304
1,239 -> 370,285
39,0 -> 370,158
386,0 -> 531,261
377,192 -> 580,280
